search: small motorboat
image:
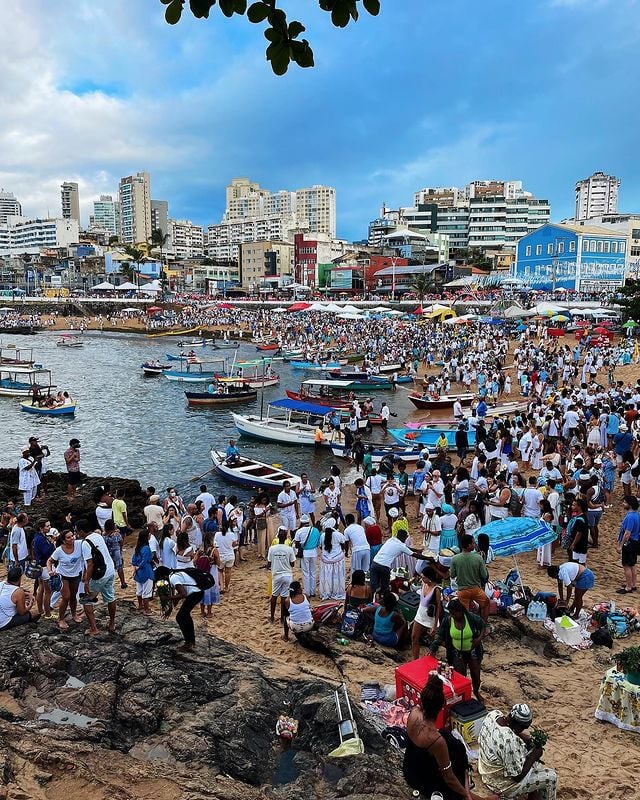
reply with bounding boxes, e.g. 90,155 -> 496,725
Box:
210,449 -> 301,490
330,442 -> 422,464
56,334 -> 83,348
256,343 -> 281,352
185,383 -> 258,406
408,392 -> 475,411
141,362 -> 170,376
177,339 -> 206,348
20,400 -> 76,416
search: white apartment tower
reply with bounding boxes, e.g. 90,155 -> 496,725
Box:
90,195 -> 120,238
0,190 -> 21,225
118,171 -> 151,244
61,182 -> 80,222
575,171 -> 620,221
167,219 -> 205,260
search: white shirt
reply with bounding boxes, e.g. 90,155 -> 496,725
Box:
522,487 -> 543,518
214,531 -> 237,559
81,531 -> 116,580
366,474 -> 384,494
169,571 -> 200,595
421,513 -> 442,533
557,562 -> 581,586
144,504 -> 164,527
195,491 -> 216,516
427,479 -> 445,508
374,538 -> 413,568
51,542 -> 84,577
9,525 -> 28,562
381,406 -> 390,420
343,523 -> 369,552
277,489 -> 297,511
267,543 -> 296,577
323,487 -> 340,509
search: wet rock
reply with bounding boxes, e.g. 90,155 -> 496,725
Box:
0,604 -> 409,800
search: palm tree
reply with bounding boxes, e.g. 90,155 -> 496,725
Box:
123,245 -> 145,289
410,272 -> 437,303
148,228 -> 170,267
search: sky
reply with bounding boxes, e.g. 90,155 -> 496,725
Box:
1,0 -> 640,241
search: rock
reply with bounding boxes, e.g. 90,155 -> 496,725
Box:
0,470 -> 147,529
0,604 -> 409,800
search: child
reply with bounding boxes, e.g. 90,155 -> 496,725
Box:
131,529 -> 155,616
196,532 -> 221,616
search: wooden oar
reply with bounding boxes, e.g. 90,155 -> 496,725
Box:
190,467 -> 213,482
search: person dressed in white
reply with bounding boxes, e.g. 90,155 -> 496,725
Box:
295,473 -> 316,523
18,449 -> 40,507
421,503 -> 442,554
77,520 -> 117,636
293,515 -> 321,596
522,477 -> 543,520
318,520 -> 346,600
8,514 -> 29,569
277,481 -> 299,533
343,514 -> 370,575
195,485 -> 216,517
214,527 -> 238,593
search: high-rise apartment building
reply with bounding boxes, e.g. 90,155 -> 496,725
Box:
90,195 -> 120,238
221,178 -> 336,238
575,171 -> 620,221
118,171 -> 151,244
61,182 -> 80,223
0,217 -> 79,257
371,179 -> 550,254
0,190 -> 21,225
167,219 -> 205,260
151,199 -> 169,236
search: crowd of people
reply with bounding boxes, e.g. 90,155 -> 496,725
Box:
2,299 -> 640,800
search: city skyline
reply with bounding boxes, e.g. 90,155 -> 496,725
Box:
1,0 -> 640,241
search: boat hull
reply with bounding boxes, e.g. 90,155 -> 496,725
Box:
231,413 -> 328,446
330,442 -> 422,464
210,450 -> 300,490
256,344 -> 280,351
20,402 -> 76,416
164,370 -> 217,382
408,393 -> 475,410
185,390 -> 257,405
289,361 -> 342,370
389,427 -> 477,449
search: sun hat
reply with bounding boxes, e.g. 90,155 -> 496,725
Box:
299,514 -> 310,524
323,517 -> 337,529
362,516 -> 376,525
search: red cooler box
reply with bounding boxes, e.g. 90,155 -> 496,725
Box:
395,655 -> 472,727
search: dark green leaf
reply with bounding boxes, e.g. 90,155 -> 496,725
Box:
266,41 -> 290,75
160,0 -> 173,6
165,0 -> 184,24
263,26 -> 279,41
331,4 -> 350,28
288,20 -> 305,38
247,1 -> 269,23
269,8 -> 288,34
362,0 -> 380,15
219,0 -> 235,17
233,0 -> 247,13
189,0 -> 215,17
290,39 -> 314,68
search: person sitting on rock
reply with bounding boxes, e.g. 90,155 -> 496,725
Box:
0,566 -> 41,631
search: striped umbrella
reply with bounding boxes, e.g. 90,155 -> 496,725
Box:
478,517 -> 556,558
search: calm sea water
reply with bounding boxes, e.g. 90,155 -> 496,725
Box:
0,331 -> 416,501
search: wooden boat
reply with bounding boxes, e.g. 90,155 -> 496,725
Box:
56,334 -> 83,348
218,370 -> 279,389
231,398 -> 334,445
388,426 -> 477,449
20,400 -> 76,416
0,368 -> 54,397
282,350 -> 305,360
164,357 -> 229,383
289,360 -> 343,370
177,339 -> 206,347
286,379 -> 366,407
185,382 -> 257,405
210,449 -> 301,490
0,347 -> 39,368
330,442 -> 422,464
408,392 -> 475,411
255,343 -> 281,352
141,362 -> 170,375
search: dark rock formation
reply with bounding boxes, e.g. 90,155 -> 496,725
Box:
0,604 -> 409,800
0,469 -> 147,529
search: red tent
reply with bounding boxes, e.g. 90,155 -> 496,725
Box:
413,306 -> 424,315
217,302 -> 234,310
287,302 -> 312,312
594,326 -> 609,334
146,306 -> 162,314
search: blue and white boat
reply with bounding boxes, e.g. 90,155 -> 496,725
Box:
0,368 -> 54,398
20,400 -> 76,416
289,360 -> 343,370
231,398 -> 334,445
330,442 -> 423,464
210,449 -> 301,490
388,426 -> 477,449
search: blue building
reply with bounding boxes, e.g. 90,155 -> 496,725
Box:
513,223 -> 627,291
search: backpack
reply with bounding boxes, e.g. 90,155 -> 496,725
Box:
203,517 -> 218,534
175,567 -> 215,591
340,608 -> 361,638
508,489 -> 523,517
86,537 -> 107,580
195,555 -> 211,573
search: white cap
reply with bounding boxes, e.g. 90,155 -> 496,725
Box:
323,517 -> 337,529
299,514 -> 311,524
388,507 -> 399,518
425,502 -> 435,510
362,516 -> 376,525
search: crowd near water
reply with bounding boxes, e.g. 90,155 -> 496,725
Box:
1,293 -> 639,800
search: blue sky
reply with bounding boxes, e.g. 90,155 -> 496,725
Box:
1,0 -> 639,240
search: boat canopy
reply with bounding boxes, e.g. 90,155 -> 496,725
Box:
270,398 -> 334,416
302,379 -> 355,388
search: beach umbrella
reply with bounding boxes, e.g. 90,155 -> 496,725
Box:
516,323 -> 527,331
594,326 -> 609,334
413,306 -> 424,315
551,314 -> 569,322
287,302 -> 312,312
272,307 -> 287,313
623,320 -> 639,329
146,306 -> 163,314
217,302 -> 234,310
478,517 -> 557,590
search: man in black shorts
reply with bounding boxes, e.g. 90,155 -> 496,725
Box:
0,567 -> 41,631
64,438 -> 82,498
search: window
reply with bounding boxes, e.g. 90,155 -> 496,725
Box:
603,241 -> 610,253
631,246 -> 640,257
632,228 -> 640,239
612,242 -> 618,253
535,244 -> 542,255
569,241 -> 576,252
547,243 -> 554,255
525,245 -> 532,256
558,241 -> 565,253
596,241 -> 603,253
589,240 -> 596,252
620,240 -> 626,253
582,240 -> 588,252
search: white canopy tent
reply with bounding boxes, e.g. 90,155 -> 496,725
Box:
272,307 -> 287,313
139,281 -> 162,293
115,281 -> 138,291
93,281 -> 116,291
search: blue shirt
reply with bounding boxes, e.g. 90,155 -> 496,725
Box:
226,445 -> 239,459
614,432 -> 633,455
619,511 -> 640,543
